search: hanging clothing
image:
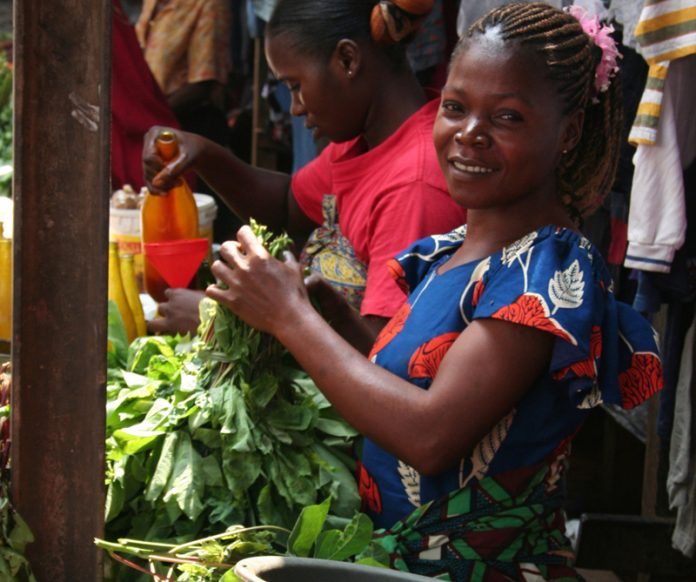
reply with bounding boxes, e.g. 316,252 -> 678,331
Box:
607,0 -> 646,52
668,313 -> 696,558
362,225 -> 663,579
624,55 -> 696,274
628,0 -> 696,145
135,0 -> 231,99
111,0 -> 181,190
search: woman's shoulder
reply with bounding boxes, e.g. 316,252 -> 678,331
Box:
490,225 -> 608,280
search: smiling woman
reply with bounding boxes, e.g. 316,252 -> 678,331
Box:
141,0 -> 467,340
204,3 -> 663,580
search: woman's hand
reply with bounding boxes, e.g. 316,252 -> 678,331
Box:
142,126 -> 210,193
147,288 -> 204,336
206,226 -> 310,336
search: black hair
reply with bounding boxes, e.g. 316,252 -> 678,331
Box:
267,0 -> 432,67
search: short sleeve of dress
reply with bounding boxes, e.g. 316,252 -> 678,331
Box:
386,227 -> 468,296
472,227 -> 663,410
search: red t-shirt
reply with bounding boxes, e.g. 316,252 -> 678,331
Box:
291,99 -> 467,318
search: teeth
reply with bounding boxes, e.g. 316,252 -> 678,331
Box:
452,161 -> 493,174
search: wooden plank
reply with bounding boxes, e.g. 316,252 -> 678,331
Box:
11,0 -> 111,579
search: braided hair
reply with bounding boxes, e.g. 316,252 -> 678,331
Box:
267,0 -> 433,68
457,2 -> 622,220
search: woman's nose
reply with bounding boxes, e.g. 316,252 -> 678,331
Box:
454,120 -> 490,148
290,93 -> 306,117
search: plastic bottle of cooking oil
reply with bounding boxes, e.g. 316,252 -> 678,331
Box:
141,130 -> 199,302
119,252 -> 147,338
108,242 -> 137,343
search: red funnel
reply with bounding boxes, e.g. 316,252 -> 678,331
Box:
143,238 -> 209,289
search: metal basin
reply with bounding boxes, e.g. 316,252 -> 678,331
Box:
234,556 -> 433,581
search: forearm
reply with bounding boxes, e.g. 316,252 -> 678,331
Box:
193,140 -> 299,234
275,305 -> 431,465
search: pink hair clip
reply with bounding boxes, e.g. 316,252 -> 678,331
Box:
567,4 -> 622,101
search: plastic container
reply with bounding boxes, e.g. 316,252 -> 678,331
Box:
233,557 -> 433,582
109,193 -> 217,292
0,238 -> 11,342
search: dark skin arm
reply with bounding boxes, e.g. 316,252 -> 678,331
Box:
147,274 -> 387,347
206,227 -> 554,475
143,126 -> 318,241
305,274 -> 386,355
142,126 -> 319,337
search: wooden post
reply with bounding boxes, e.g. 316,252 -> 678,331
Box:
11,0 -> 111,579
251,36 -> 262,167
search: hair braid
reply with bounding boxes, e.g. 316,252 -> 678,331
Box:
459,2 -> 622,220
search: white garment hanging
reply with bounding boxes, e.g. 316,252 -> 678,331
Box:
668,314 -> 696,558
606,0 -> 644,51
624,55 -> 696,273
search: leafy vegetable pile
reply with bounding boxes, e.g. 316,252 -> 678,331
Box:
0,363 -> 36,581
105,222 -> 361,577
97,496 -> 388,581
0,48 -> 11,198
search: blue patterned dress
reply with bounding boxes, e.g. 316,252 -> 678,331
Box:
360,225 -> 663,580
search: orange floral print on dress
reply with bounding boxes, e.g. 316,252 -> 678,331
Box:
552,325 -> 602,381
493,293 -> 576,345
357,461 -> 383,515
408,332 -> 460,380
369,302 -> 411,359
387,258 -> 409,295
619,352 -> 664,409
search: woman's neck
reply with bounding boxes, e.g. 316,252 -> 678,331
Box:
361,72 -> 428,150
452,198 -> 575,266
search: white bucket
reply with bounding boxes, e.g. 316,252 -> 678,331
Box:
110,193 -> 218,291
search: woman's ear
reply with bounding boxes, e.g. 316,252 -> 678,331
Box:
332,39 -> 362,79
560,109 -> 584,154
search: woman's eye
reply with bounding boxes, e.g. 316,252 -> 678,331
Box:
288,83 -> 300,93
498,111 -> 522,122
441,101 -> 463,114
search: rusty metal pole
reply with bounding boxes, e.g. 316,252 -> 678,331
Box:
11,0 -> 111,579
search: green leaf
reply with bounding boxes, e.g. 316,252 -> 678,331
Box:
107,299 -> 129,366
287,497 -> 331,557
222,450 -> 262,492
314,529 -> 341,559
7,509 -> 35,554
112,428 -> 163,455
162,432 -> 204,521
266,399 -> 316,432
248,371 -> 279,408
316,512 -> 373,562
315,417 -> 360,439
144,432 -> 178,501
200,454 -> 223,487
221,388 -> 254,453
312,444 -> 360,518
105,481 -> 125,523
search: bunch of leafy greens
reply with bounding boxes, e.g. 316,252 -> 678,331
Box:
96,497 -> 389,581
0,364 -> 36,581
0,49 -> 11,198
105,221 -> 361,579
